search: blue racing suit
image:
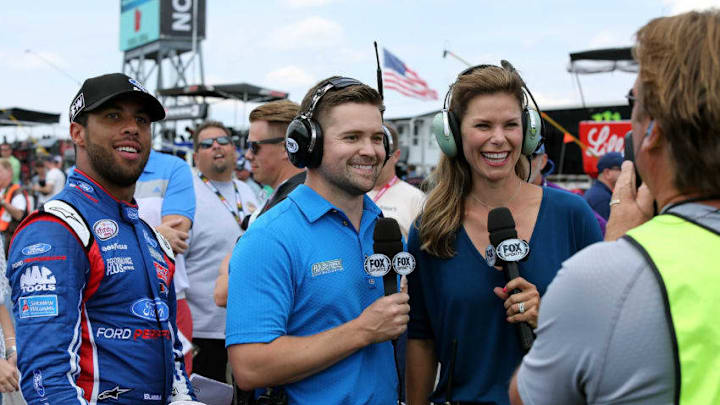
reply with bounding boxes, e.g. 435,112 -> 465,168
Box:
7,169 -> 194,404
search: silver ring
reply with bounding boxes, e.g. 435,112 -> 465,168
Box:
518,302 -> 525,314
609,199 -> 621,207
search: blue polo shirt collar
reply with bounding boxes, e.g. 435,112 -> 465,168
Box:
289,184 -> 381,224
142,150 -> 159,174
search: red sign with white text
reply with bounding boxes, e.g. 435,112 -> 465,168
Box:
579,120 -> 631,177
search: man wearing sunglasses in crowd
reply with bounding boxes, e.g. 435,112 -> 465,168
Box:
213,100 -> 304,308
183,120 -> 259,383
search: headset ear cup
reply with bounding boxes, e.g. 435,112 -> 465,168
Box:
447,110 -> 464,160
285,118 -> 311,169
522,108 -> 542,156
432,111 -> 457,157
306,120 -> 324,169
382,131 -> 391,163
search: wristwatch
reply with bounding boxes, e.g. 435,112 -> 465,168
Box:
5,345 -> 16,360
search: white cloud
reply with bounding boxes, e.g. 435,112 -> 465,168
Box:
285,0 -> 336,8
663,0 -> 717,14
265,65 -> 315,88
265,16 -> 343,50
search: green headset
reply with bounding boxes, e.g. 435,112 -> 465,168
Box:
431,60 -> 543,160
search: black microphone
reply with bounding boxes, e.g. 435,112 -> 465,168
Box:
487,207 -> 535,352
371,217 -> 404,296
369,216 -> 407,405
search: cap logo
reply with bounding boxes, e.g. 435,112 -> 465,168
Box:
70,93 -> 85,121
128,78 -> 148,93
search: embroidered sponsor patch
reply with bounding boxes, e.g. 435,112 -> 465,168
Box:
93,219 -> 118,241
131,298 -> 169,321
106,257 -> 135,276
96,327 -> 133,340
311,259 -> 344,277
11,260 -> 24,269
126,207 -> 139,220
69,93 -> 85,121
21,243 -> 51,256
33,369 -> 45,397
19,295 -> 59,318
148,247 -> 164,263
143,229 -> 158,248
101,242 -> 128,252
128,77 -> 148,93
98,386 -> 132,400
20,266 -> 56,293
70,181 -> 94,194
154,262 -> 171,295
144,393 -> 161,401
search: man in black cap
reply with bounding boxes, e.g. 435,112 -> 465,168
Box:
7,73 -> 196,404
583,151 -> 623,220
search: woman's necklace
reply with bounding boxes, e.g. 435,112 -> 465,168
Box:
469,178 -> 523,209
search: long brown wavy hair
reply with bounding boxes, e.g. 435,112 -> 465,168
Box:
419,66 -> 527,258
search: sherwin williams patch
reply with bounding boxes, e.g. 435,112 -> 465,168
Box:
19,295 -> 59,318
311,259 -> 344,277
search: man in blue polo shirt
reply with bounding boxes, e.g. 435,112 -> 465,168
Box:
584,152 -> 623,220
226,77 -> 409,404
135,149 -> 196,372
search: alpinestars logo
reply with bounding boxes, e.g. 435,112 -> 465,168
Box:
98,386 -> 132,400
20,266 -> 56,293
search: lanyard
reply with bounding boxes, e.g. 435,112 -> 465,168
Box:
198,172 -> 244,227
372,176 -> 399,203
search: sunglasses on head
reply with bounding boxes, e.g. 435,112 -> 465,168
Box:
198,136 -> 232,149
247,137 -> 285,154
626,88 -> 636,110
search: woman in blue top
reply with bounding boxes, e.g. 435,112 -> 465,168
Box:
406,64 -> 602,405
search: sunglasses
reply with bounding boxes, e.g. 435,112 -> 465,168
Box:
626,88 -> 636,110
247,137 -> 285,154
198,136 -> 232,149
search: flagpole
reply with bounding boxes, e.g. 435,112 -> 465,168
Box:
442,49 -> 473,68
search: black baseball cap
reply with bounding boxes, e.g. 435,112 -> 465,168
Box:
69,73 -> 165,123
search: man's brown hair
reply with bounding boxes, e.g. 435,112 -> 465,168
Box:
634,9 -> 720,194
249,100 -> 300,139
299,76 -> 383,127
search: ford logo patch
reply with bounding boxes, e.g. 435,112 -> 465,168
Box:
131,298 -> 169,322
22,243 -> 52,256
495,239 -> 530,262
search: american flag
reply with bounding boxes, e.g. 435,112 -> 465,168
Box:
383,48 -> 438,101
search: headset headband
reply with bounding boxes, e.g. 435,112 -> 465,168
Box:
302,77 -> 363,120
443,61 -> 542,117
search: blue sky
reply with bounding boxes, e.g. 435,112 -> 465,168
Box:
0,0 -> 714,139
